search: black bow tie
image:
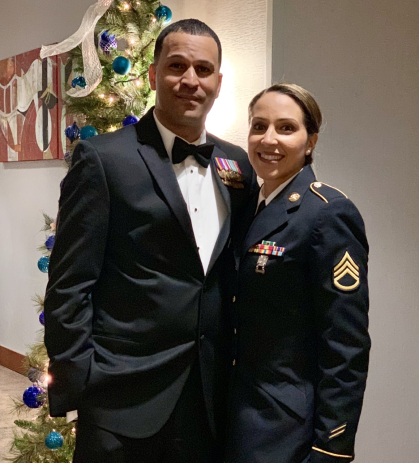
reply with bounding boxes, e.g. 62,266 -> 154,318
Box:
172,136 -> 215,168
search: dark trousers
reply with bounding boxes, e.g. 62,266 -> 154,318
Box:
73,362 -> 221,463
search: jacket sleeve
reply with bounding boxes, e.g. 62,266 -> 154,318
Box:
44,140 -> 110,416
308,197 -> 370,462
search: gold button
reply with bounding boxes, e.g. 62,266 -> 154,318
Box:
234,328 -> 237,335
313,182 -> 322,188
232,296 -> 236,302
288,192 -> 300,202
232,359 -> 236,366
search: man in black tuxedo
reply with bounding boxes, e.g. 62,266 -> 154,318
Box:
44,19 -> 255,463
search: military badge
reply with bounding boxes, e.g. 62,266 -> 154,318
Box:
249,240 -> 285,274
333,251 -> 360,291
214,157 -> 244,189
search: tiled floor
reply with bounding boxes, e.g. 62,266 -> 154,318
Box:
0,366 -> 34,462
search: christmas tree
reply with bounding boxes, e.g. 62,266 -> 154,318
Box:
7,1 -> 169,461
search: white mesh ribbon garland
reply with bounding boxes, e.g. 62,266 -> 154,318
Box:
40,0 -> 115,97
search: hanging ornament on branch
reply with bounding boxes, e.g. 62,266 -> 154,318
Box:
80,125 -> 99,140
99,30 -> 117,54
23,386 -> 46,409
71,76 -> 87,89
112,56 -> 132,75
45,431 -> 64,450
154,5 -> 172,24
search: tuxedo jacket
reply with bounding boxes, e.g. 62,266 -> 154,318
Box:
44,108 -> 255,439
226,166 -> 370,463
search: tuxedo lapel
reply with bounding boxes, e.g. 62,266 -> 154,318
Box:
135,109 -> 197,251
206,146 -> 231,273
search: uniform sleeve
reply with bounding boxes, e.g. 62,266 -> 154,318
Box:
44,140 -> 110,416
308,198 -> 370,463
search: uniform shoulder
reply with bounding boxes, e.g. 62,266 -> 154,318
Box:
309,181 -> 349,204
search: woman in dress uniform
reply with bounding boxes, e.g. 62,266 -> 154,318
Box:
226,83 -> 370,463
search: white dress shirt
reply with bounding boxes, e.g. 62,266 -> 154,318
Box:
154,113 -> 227,274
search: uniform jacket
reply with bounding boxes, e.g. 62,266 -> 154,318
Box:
44,108 -> 255,439
226,165 -> 370,463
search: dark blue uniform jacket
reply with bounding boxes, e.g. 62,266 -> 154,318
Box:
226,165 -> 370,463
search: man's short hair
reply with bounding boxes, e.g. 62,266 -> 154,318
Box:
154,19 -> 222,66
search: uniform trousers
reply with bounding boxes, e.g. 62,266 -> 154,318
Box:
73,361 -> 221,463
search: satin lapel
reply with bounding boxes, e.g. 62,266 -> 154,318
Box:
207,146 -> 231,273
135,109 -> 197,250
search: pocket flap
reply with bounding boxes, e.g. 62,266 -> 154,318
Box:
258,381 -> 308,420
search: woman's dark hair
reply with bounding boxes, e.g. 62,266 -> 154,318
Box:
249,83 -> 322,164
154,19 -> 222,66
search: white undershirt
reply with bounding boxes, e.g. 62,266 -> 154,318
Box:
154,113 -> 227,274
256,170 -> 302,211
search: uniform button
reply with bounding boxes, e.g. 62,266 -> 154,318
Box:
232,359 -> 236,366
234,328 -> 237,335
232,296 -> 236,302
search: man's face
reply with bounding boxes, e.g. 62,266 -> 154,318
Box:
149,32 -> 222,140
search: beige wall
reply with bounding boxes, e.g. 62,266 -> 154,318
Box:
0,1 -> 268,352
271,1 -> 419,461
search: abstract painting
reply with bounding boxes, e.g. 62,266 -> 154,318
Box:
0,48 -> 72,162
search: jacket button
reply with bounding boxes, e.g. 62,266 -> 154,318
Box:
232,296 -> 236,302
232,359 -> 236,366
234,328 -> 237,335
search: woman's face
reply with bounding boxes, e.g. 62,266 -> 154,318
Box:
248,92 -> 317,195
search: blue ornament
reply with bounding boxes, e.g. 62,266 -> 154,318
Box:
112,56 -> 131,75
71,76 -> 87,89
23,386 -> 45,408
39,311 -> 45,326
65,122 -> 80,143
80,125 -> 98,140
45,431 -> 64,450
123,115 -> 139,127
100,31 -> 117,55
45,235 -> 55,251
154,5 -> 172,24
37,256 -> 50,273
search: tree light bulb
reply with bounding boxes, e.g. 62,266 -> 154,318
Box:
135,79 -> 142,87
130,39 -> 135,45
109,126 -> 117,132
109,97 -> 114,103
99,94 -> 105,99
123,3 -> 130,10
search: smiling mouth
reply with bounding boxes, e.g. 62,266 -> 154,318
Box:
176,95 -> 200,102
259,152 -> 284,161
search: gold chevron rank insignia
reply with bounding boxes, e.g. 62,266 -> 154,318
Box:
333,251 -> 360,291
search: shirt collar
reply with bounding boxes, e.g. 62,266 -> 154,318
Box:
257,169 -> 302,208
153,111 -> 206,161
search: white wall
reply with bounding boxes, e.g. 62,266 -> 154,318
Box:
271,1 -> 419,462
0,0 -> 96,354
0,1 -> 268,353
